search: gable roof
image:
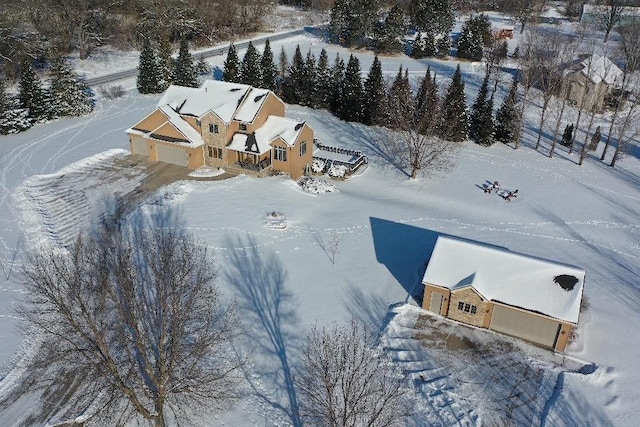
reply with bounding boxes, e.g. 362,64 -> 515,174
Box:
422,236 -> 585,323
126,105 -> 205,147
228,117 -> 308,154
235,88 -> 273,123
565,54 -> 623,85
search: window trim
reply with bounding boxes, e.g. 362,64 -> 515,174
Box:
274,146 -> 287,162
209,123 -> 219,134
300,140 -> 307,156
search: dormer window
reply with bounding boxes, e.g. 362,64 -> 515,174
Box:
239,123 -> 247,131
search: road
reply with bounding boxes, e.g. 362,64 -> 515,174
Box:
85,26 -> 317,87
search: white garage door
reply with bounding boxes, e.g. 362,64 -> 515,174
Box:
131,137 -> 150,156
156,144 -> 188,167
489,305 -> 561,349
429,293 -> 444,315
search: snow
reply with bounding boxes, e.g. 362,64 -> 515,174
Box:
255,116 -> 305,147
569,54 -> 624,85
156,105 -> 206,146
234,88 -> 272,123
0,17 -> 640,427
422,235 -> 585,323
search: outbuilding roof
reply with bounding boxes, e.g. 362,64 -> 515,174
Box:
422,236 -> 585,323
565,54 -> 623,85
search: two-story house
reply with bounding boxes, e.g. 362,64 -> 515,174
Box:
127,80 -> 314,179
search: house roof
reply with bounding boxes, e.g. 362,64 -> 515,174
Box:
565,54 -> 623,85
228,117 -> 307,154
157,81 -> 253,124
235,88 -> 272,123
422,236 -> 585,323
126,105 -> 205,147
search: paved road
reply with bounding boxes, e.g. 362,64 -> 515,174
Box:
85,26 -> 319,87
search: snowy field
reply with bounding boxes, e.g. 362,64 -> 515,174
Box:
1,27 -> 640,426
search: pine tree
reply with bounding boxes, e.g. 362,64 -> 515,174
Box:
494,77 -> 520,145
137,38 -> 162,94
283,45 -> 304,104
375,4 -> 406,53
157,38 -> 174,90
389,66 -> 413,126
457,18 -> 483,61
223,43 -> 241,83
415,66 -> 439,135
0,82 -> 31,134
239,41 -> 262,87
260,39 -> 278,91
300,50 -> 317,106
329,0 -> 350,44
18,61 -> 49,120
314,48 -> 333,110
278,46 -> 288,80
436,35 -> 451,58
438,65 -> 468,142
173,39 -> 198,87
410,0 -> 455,35
363,55 -> 387,125
49,58 -> 94,117
340,54 -> 365,122
329,53 -> 346,117
469,73 -> 492,145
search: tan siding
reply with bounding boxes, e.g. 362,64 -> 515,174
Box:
187,145 -> 205,169
289,125 -> 314,179
271,138 -> 289,174
244,93 -> 286,133
447,287 -> 489,328
182,116 -> 201,133
554,323 -> 573,352
132,109 -> 169,132
151,123 -> 188,142
422,284 -> 450,316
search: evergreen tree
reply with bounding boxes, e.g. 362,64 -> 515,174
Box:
415,66 -> 439,135
438,65 -> 468,142
18,61 -> 49,120
410,0 -> 455,35
329,53 -> 346,117
375,4 -> 406,53
49,58 -> 94,117
363,55 -> 387,126
196,57 -> 211,76
173,38 -> 198,87
457,17 -> 485,61
469,73 -> 493,145
436,35 -> 451,57
279,46 -> 289,79
494,77 -> 520,145
137,38 -> 162,94
157,38 -> 174,90
223,43 -> 241,83
239,41 -> 262,87
329,0 -> 350,44
389,66 -> 413,125
0,84 -> 31,135
314,48 -> 333,110
283,45 -> 304,104
411,35 -> 425,59
300,50 -> 317,106
260,39 -> 278,91
340,54 -> 365,122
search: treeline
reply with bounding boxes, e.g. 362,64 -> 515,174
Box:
0,58 -> 94,135
0,0 -> 320,81
217,41 -> 521,149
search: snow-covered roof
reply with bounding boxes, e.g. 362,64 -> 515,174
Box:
157,81 -> 252,123
583,4 -> 640,17
235,88 -> 272,123
255,116 -> 306,147
422,236 -> 585,323
228,133 -> 271,155
155,105 -> 205,147
566,54 -> 623,85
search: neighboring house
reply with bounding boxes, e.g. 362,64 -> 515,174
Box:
561,54 -> 623,112
421,236 -> 585,352
581,4 -> 640,25
494,25 -> 515,40
127,80 -> 314,179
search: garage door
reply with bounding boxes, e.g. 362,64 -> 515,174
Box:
131,137 -> 150,156
429,293 -> 444,315
156,144 -> 188,167
489,305 -> 561,349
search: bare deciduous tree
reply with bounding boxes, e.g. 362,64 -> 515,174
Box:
296,321 -> 413,427
15,213 -> 244,426
609,90 -> 639,167
596,0 -> 627,43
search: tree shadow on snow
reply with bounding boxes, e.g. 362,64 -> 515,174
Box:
223,234 -> 302,427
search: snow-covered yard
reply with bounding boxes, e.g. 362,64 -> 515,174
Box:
1,27 -> 639,426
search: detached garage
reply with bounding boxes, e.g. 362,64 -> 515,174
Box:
421,236 -> 585,352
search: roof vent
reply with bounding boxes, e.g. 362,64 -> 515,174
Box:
554,275 -> 579,292
230,88 -> 242,92
254,93 -> 267,102
294,122 -> 303,131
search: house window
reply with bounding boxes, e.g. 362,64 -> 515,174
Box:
239,123 -> 247,131
208,147 -> 222,159
209,123 -> 219,133
274,146 -> 287,162
458,301 -> 478,314
300,140 -> 307,156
